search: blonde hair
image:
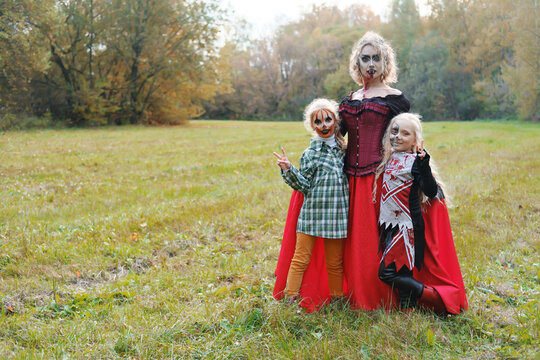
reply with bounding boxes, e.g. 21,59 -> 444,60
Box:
373,113 -> 447,205
303,98 -> 347,151
349,31 -> 398,86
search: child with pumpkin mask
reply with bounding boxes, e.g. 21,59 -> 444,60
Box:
273,98 -> 348,304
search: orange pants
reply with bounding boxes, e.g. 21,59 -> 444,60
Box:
285,232 -> 344,298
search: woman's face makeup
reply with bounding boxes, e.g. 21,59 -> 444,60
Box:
359,44 -> 382,82
390,118 -> 417,153
312,109 -> 335,138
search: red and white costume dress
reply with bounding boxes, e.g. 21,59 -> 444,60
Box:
379,152 -> 417,271
377,150 -> 468,313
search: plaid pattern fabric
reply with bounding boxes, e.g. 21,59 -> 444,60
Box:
281,139 -> 349,239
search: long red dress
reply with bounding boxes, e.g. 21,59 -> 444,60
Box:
415,199 -> 468,314
273,93 -> 468,313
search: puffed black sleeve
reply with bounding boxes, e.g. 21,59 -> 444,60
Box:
387,93 -> 411,117
412,151 -> 438,199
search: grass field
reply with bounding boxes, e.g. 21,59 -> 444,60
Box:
0,120 -> 538,359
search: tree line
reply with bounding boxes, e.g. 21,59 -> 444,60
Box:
204,0 -> 539,122
1,0 -> 538,128
1,0 -> 228,126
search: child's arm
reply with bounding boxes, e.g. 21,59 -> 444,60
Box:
416,149 -> 438,199
277,149 -> 316,194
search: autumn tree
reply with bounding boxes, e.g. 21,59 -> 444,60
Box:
424,0 -> 521,119
502,0 -> 539,121
0,0 -> 228,126
16,0 -> 107,125
398,33 -> 483,120
385,0 -> 422,74
204,4 -> 378,121
3,0 -> 537,124
0,0 -> 52,117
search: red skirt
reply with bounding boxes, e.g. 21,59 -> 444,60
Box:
414,199 -> 468,314
272,190 -> 330,312
273,174 -> 468,313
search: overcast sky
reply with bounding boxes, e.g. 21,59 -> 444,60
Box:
223,0 -> 429,37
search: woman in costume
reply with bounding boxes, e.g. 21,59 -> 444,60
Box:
337,31 -> 413,310
274,31 -> 408,311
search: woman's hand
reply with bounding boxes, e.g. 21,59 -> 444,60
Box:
273,147 -> 291,171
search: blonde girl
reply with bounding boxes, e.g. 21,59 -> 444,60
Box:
374,113 -> 446,311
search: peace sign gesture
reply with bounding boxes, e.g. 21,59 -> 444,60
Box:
417,140 -> 426,159
273,147 -> 291,171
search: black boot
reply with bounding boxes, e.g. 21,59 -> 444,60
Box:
379,262 -> 424,309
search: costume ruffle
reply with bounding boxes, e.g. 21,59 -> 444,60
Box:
339,101 -> 390,116
381,226 -> 415,272
339,93 -> 410,118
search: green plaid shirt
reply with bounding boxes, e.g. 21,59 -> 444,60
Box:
281,138 -> 349,239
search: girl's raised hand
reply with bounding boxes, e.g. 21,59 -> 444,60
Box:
273,147 -> 291,170
417,140 -> 426,158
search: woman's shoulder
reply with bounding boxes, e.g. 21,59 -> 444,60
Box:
388,92 -> 410,113
383,87 -> 402,96
372,86 -> 404,99
378,89 -> 410,113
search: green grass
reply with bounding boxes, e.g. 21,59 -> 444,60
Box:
0,120 -> 538,359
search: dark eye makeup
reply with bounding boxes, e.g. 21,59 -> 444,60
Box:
361,55 -> 380,62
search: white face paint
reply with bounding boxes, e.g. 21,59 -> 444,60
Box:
359,44 -> 382,84
389,122 -> 399,148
